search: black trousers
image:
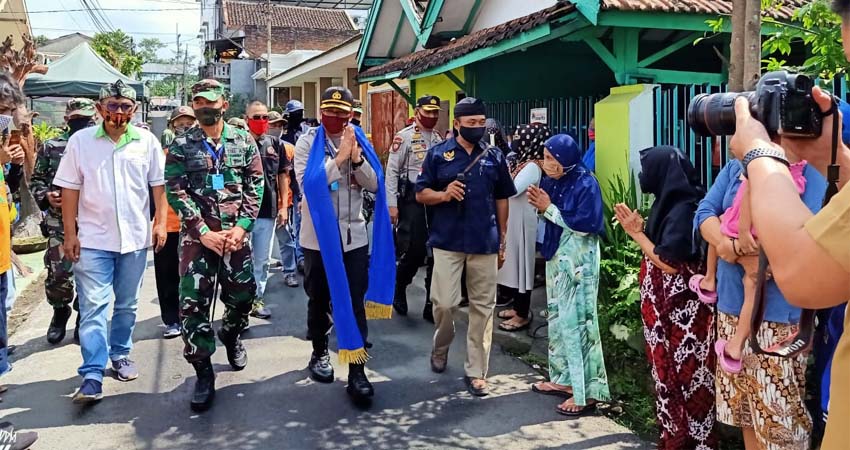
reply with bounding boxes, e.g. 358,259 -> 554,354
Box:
303,246 -> 369,355
395,199 -> 431,294
500,286 -> 532,319
153,232 -> 181,326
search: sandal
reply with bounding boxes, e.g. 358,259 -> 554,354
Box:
497,309 -> 517,320
689,275 -> 717,304
715,339 -> 743,374
464,376 -> 489,397
531,382 -> 573,399
555,401 -> 598,417
499,318 -> 531,332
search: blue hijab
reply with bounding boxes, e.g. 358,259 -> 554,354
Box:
302,125 -> 395,364
540,134 -> 604,260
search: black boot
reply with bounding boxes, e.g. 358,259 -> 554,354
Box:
423,299 -> 434,324
73,313 -> 81,343
347,363 -> 374,400
217,328 -> 247,371
393,287 -> 408,316
46,306 -> 72,344
190,358 -> 216,412
308,350 -> 334,383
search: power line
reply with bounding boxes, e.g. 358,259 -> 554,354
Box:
3,7 -> 198,13
31,26 -> 199,36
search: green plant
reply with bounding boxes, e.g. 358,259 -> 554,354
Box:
92,30 -> 143,77
31,121 -> 62,144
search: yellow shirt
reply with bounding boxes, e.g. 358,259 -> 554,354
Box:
805,184 -> 850,449
0,169 -> 11,274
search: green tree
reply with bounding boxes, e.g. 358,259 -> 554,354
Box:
92,30 -> 143,77
137,37 -> 167,64
33,35 -> 49,48
762,0 -> 846,81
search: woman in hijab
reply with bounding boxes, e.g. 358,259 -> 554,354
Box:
614,146 -> 717,449
484,118 -> 511,155
497,123 -> 551,332
527,134 -> 609,417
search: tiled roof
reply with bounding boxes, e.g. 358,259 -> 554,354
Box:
224,0 -> 355,30
601,0 -> 806,20
359,2 -> 575,79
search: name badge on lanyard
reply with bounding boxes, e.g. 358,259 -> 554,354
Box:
203,140 -> 226,189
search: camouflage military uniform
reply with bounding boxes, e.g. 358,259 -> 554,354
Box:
165,123 -> 265,362
30,132 -> 75,309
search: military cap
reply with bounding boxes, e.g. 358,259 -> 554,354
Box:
285,99 -> 304,113
66,98 -> 96,117
353,99 -> 363,115
417,95 -> 441,111
170,105 -> 196,123
320,86 -> 354,112
268,110 -> 287,125
227,117 -> 247,129
99,80 -> 137,101
192,79 -> 227,101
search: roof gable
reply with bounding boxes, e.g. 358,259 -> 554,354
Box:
38,33 -> 93,55
600,0 -> 804,20
224,0 -> 356,29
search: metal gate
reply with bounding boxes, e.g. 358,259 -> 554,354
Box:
486,96 -> 600,151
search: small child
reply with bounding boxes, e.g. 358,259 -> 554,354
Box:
691,158 -> 808,373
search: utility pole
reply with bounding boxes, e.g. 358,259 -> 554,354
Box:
266,0 -> 272,103
183,47 -> 188,104
176,23 -> 182,100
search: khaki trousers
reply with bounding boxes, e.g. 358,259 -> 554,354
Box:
431,248 -> 497,379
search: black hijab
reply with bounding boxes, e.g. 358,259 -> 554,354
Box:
639,146 -> 705,263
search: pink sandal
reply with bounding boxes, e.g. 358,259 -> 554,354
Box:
715,339 -> 743,374
689,275 -> 717,304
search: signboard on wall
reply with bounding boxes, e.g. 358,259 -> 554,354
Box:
530,108 -> 547,124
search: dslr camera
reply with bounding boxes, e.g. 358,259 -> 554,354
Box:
688,71 -> 823,138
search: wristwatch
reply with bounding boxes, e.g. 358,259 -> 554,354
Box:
741,148 -> 789,178
351,158 -> 365,170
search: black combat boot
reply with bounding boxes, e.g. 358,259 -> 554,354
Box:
423,293 -> 434,323
347,364 -> 374,400
190,358 -> 216,412
217,328 -> 247,371
308,350 -> 334,383
392,286 -> 408,316
46,306 -> 72,344
73,313 -> 81,343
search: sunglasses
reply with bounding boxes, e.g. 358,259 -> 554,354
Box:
250,114 -> 270,120
104,103 -> 135,113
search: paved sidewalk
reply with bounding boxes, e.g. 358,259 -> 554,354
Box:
1,254 -> 648,450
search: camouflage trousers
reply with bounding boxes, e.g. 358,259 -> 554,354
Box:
178,233 -> 256,362
44,231 -> 75,309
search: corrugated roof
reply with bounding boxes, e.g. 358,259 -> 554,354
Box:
224,0 -> 355,30
600,0 -> 806,20
37,33 -> 92,55
359,2 -> 575,79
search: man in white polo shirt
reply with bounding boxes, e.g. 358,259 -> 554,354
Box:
54,80 -> 168,404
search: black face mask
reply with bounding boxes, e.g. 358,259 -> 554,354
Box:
67,117 -> 92,135
194,107 -> 223,126
350,118 -> 361,127
459,126 -> 486,144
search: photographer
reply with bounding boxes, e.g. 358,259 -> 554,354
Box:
727,3 -> 850,448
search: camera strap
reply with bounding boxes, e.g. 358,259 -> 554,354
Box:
750,97 -> 840,358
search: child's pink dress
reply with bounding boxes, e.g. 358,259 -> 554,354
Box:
720,161 -> 808,238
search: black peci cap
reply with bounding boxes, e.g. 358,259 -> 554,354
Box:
320,86 -> 354,112
454,97 -> 486,118
417,95 -> 441,111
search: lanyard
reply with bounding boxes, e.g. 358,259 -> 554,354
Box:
202,140 -> 224,172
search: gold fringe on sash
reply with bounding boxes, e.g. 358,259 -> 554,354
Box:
338,347 -> 369,365
365,301 -> 393,319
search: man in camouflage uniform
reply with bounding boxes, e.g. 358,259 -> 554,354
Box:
30,98 -> 95,344
386,95 -> 443,321
165,79 -> 264,412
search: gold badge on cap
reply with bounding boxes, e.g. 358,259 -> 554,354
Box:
332,91 -> 342,100
444,150 -> 455,161
430,99 -> 437,105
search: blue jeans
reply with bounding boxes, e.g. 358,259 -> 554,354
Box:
251,218 -> 276,299
0,271 -> 10,377
75,248 -> 147,382
277,199 -> 303,276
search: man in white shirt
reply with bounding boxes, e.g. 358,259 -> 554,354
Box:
55,80 -> 167,404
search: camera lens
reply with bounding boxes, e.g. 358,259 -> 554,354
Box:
687,93 -> 743,137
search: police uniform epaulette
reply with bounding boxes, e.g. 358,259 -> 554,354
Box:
399,124 -> 415,134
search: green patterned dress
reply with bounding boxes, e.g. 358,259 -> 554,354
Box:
542,204 -> 610,406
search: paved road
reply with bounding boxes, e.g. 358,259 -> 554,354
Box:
1,256 -> 648,450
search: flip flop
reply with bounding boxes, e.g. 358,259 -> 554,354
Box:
499,319 -> 531,332
531,382 -> 573,399
715,339 -> 743,374
689,275 -> 717,305
497,310 -> 516,320
555,402 -> 597,417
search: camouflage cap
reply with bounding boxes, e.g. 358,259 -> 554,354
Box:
268,110 -> 286,125
170,105 -> 196,123
99,80 -> 137,101
192,79 -> 227,101
66,97 -> 96,117
227,117 -> 247,129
